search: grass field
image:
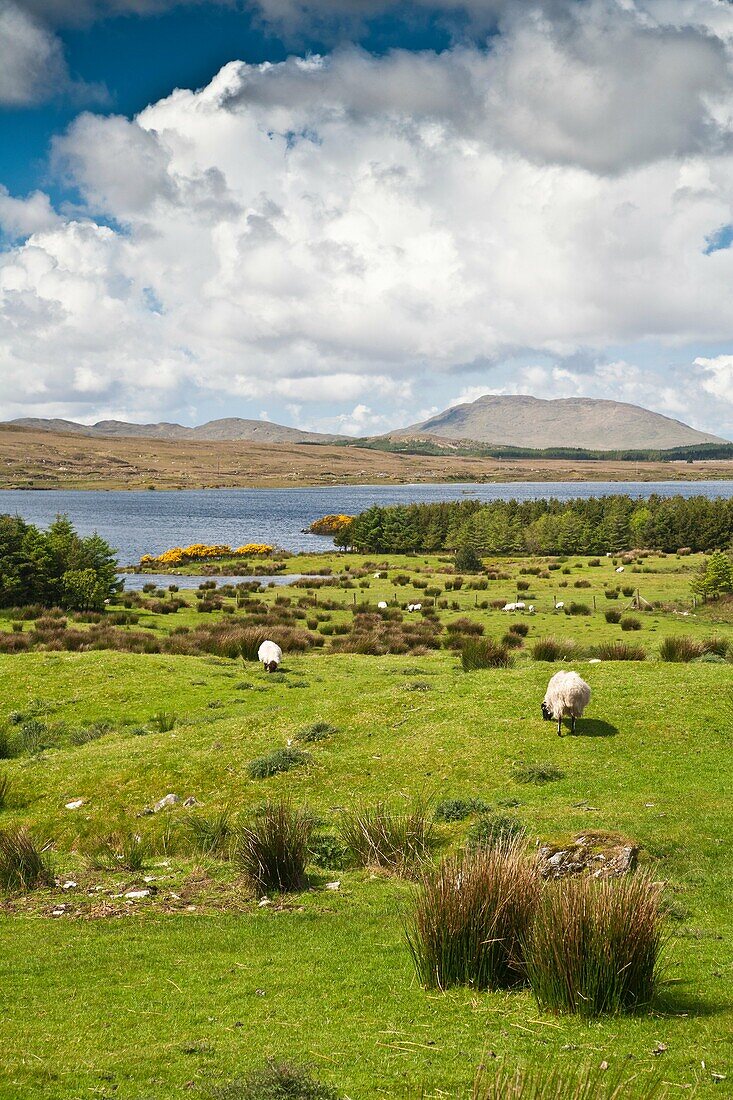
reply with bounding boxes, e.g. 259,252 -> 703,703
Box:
0,550 -> 731,1098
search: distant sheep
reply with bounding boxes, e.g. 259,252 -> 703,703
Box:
554,601 -> 564,610
541,670 -> 591,736
407,603 -> 422,612
377,601 -> 388,609
258,639 -> 282,673
502,601 -> 526,612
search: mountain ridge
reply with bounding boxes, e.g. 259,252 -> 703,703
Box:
9,395 -> 728,450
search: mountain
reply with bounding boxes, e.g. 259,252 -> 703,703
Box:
390,395 -> 728,450
9,417 -> 346,444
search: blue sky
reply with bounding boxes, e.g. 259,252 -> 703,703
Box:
2,0 -> 733,440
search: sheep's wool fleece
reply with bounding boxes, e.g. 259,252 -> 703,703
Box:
258,640 -> 283,666
543,671 -> 591,719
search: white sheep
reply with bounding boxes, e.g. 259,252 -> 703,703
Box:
377,601 -> 388,609
615,566 -> 625,573
257,639 -> 282,673
541,670 -> 591,736
407,602 -> 422,612
528,605 -> 535,614
554,601 -> 564,610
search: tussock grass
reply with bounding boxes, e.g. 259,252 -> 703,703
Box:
209,1058 -> 339,1099
523,874 -> 665,1016
247,747 -> 310,780
340,800 -> 433,877
659,636 -> 704,662
149,710 -> 176,732
295,721 -> 339,743
531,637 -> 582,662
186,809 -> 233,856
461,638 -> 512,670
87,829 -> 149,872
235,799 -> 313,895
0,827 -> 53,891
590,642 -> 646,661
406,837 -> 540,991
472,1061 -> 673,1099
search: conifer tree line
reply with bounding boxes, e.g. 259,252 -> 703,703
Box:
0,514 -> 119,609
336,495 -> 733,556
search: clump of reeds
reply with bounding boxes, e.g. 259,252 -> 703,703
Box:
590,642 -> 646,661
461,638 -> 512,671
295,721 -> 339,743
406,836 -> 540,991
658,636 -> 704,662
0,827 -> 54,891
340,800 -> 433,877
88,829 -> 149,872
472,1060 -> 672,1099
210,1058 -> 339,1099
523,874 -> 665,1016
186,809 -> 233,856
531,638 -> 582,662
235,799 -> 313,895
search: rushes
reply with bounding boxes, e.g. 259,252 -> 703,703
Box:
340,800 -> 433,877
523,874 -> 665,1016
235,799 -> 313,894
406,837 -> 539,991
473,1062 -> 672,1099
187,809 -> 233,856
88,829 -> 149,872
461,639 -> 512,670
0,827 -> 53,891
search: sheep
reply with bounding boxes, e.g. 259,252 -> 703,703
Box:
377,601 -> 388,610
407,602 -> 422,612
554,600 -> 564,610
528,605 -> 535,614
257,639 -> 282,673
541,670 -> 591,736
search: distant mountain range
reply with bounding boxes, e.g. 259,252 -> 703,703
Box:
9,395 -> 728,451
389,395 -> 727,450
10,417 -> 345,445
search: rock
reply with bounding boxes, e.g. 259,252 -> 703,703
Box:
182,796 -> 197,808
61,881 -> 77,891
258,897 -> 272,907
325,881 -> 341,891
153,793 -> 180,813
125,888 -> 151,900
538,832 -> 639,879
65,799 -> 84,810
51,905 -> 67,917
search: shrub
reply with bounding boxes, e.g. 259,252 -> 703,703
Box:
516,580 -> 531,592
446,617 -> 484,636
455,546 -> 482,573
590,641 -> 646,661
247,747 -> 310,780
295,721 -> 339,743
703,635 -> 729,657
467,812 -> 524,849
622,586 -> 635,597
433,796 -> 491,823
508,622 -> 529,637
502,632 -> 524,650
187,810 -> 232,856
620,616 -> 641,631
406,838 -> 539,991
340,801 -> 433,877
531,637 -> 580,662
235,800 -> 313,895
523,874 -> 664,1016
573,579 -> 591,588
604,609 -> 622,624
88,829 -> 149,872
511,762 -> 566,785
461,638 -> 512,670
565,602 -> 591,616
659,636 -> 705,662
210,1059 -> 339,1100
0,828 -> 53,891
604,589 -> 620,600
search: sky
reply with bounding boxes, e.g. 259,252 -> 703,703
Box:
3,0 -> 733,440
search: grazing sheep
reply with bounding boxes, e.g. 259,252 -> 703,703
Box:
554,600 -> 564,610
502,601 -> 526,612
541,670 -> 591,736
615,566 -> 625,573
377,601 -> 388,610
528,605 -> 535,614
258,639 -> 282,673
407,603 -> 422,612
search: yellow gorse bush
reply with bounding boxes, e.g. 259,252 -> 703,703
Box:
139,542 -> 274,567
308,514 -> 354,535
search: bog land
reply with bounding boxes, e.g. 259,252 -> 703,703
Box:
5,423 -> 733,489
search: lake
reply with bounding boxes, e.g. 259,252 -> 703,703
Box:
2,482 -> 733,566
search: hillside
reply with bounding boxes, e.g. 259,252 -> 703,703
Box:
10,416 -> 345,445
391,395 -> 727,449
